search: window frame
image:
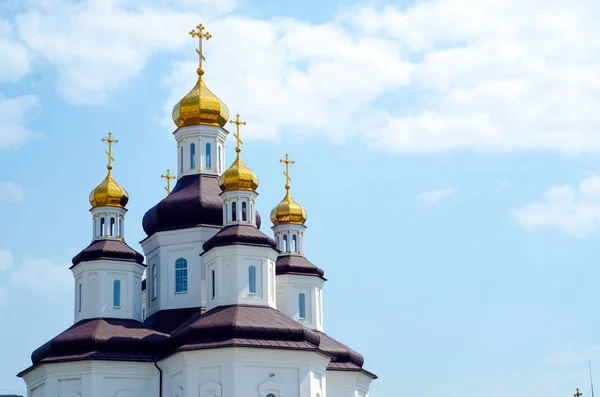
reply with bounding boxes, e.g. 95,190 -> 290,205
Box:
175,258 -> 188,293
113,279 -> 121,308
152,264 -> 158,300
248,265 -> 256,294
299,293 -> 306,319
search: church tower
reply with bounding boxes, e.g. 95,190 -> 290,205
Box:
71,132 -> 145,323
201,116 -> 279,311
271,155 -> 326,331
141,24 -> 233,319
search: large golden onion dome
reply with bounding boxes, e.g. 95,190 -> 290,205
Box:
172,69 -> 229,128
270,190 -> 307,226
218,150 -> 259,193
89,166 -> 129,209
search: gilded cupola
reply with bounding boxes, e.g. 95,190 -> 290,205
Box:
218,114 -> 259,193
270,154 -> 307,226
89,168 -> 129,209
89,132 -> 129,209
172,24 -> 229,128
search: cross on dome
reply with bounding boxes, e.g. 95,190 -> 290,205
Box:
101,132 -> 118,170
280,154 -> 295,190
574,388 -> 582,397
189,24 -> 212,72
161,169 -> 176,195
229,113 -> 247,153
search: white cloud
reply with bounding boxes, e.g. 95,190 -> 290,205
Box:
10,257 -> 72,295
0,181 -> 24,202
0,20 -> 32,82
0,249 -> 14,271
0,94 -> 40,149
511,175 -> 600,237
7,0 -> 600,153
417,187 -> 457,204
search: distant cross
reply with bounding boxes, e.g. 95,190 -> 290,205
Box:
229,114 -> 246,153
575,388 -> 583,397
189,24 -> 212,69
101,132 -> 118,169
279,154 -> 295,189
161,169 -> 176,195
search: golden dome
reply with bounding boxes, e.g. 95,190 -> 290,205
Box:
218,151 -> 259,193
172,69 -> 229,128
270,189 -> 307,226
89,167 -> 129,208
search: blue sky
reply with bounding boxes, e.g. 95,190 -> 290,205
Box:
2,0 -> 600,395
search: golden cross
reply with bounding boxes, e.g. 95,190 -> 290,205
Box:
161,169 -> 176,194
229,114 -> 246,153
574,388 -> 583,397
189,24 -> 212,69
101,132 -> 118,170
279,153 -> 295,189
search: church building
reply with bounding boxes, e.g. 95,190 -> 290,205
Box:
17,24 -> 376,397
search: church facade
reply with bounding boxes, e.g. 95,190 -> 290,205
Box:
17,24 -> 376,397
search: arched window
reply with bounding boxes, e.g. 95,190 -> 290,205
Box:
250,202 -> 253,222
113,280 -> 121,307
78,283 -> 82,312
206,143 -> 211,168
283,235 -> 288,252
267,394 -> 277,397
175,258 -> 188,293
142,308 -> 146,320
119,217 -> 123,238
299,293 -> 306,319
242,202 -> 247,221
292,235 -> 297,252
180,146 -> 184,172
110,217 -> 115,236
190,143 -> 196,169
232,202 -> 237,222
248,265 -> 256,294
218,146 -> 222,170
211,270 -> 216,299
152,265 -> 158,299
100,218 -> 105,236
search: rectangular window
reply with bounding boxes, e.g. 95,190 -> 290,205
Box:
78,283 -> 82,312
248,266 -> 256,294
211,270 -> 216,299
152,265 -> 158,299
299,293 -> 306,319
175,258 -> 188,293
113,280 -> 121,307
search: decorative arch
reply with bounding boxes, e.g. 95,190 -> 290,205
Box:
258,380 -> 286,397
199,381 -> 222,397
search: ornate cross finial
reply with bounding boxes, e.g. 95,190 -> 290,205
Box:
101,132 -> 118,170
229,114 -> 246,153
161,169 -> 176,195
279,154 -> 295,190
189,23 -> 212,71
574,388 -> 583,397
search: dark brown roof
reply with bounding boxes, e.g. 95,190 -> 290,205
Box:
142,173 -> 263,236
170,305 -> 322,352
276,255 -> 325,278
71,239 -> 144,268
317,331 -> 378,379
202,225 -> 277,252
29,318 -> 168,366
142,174 -> 223,235
143,307 -> 202,334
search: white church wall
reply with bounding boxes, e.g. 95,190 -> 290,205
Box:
22,361 -> 159,397
202,245 -> 278,311
71,260 -> 145,322
325,371 -> 373,397
276,273 -> 325,331
159,347 -> 329,397
141,226 -> 220,317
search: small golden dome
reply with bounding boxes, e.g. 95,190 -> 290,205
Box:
270,190 -> 307,226
172,69 -> 229,128
219,152 -> 259,193
89,167 -> 129,208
